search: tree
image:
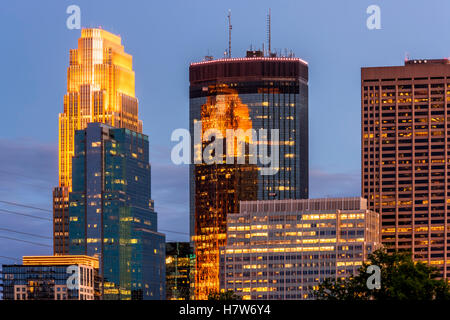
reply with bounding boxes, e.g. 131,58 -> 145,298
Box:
207,290 -> 242,300
314,248 -> 450,300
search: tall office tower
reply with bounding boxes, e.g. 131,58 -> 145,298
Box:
220,198 -> 380,300
68,123 -> 165,300
166,242 -> 195,300
193,84 -> 259,298
53,28 -> 142,255
362,58 -> 450,278
189,51 -> 309,298
2,255 -> 100,300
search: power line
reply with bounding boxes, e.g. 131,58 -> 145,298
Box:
0,200 -> 189,235
0,255 -> 21,263
159,229 -> 189,236
0,235 -> 51,248
0,227 -> 52,240
0,208 -> 51,222
0,200 -> 52,213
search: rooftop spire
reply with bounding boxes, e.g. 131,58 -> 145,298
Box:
267,8 -> 271,56
228,10 -> 232,58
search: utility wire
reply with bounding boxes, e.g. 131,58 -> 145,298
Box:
0,235 -> 51,248
0,255 -> 21,263
0,200 -> 51,213
159,229 -> 189,235
0,200 -> 189,235
0,227 -> 52,240
0,208 -> 51,222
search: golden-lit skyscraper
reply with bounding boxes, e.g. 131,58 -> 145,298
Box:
189,52 -> 309,299
193,84 -> 258,299
53,28 -> 142,254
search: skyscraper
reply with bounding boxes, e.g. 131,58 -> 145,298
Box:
189,50 -> 309,298
68,123 -> 165,300
362,58 -> 450,278
53,28 -> 142,255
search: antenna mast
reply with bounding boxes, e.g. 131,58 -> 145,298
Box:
267,8 -> 271,56
228,10 -> 232,58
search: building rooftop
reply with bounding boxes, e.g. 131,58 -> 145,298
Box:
190,55 -> 308,67
405,58 -> 450,65
22,255 -> 99,268
239,197 -> 368,213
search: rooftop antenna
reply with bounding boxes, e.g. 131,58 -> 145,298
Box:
266,8 -> 271,56
228,10 -> 232,58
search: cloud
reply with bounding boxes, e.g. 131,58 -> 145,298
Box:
150,144 -> 189,241
309,168 -> 360,198
0,138 -> 55,264
0,138 -> 57,204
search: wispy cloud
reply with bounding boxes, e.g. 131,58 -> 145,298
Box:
150,144 -> 189,241
0,138 -> 55,263
309,168 -> 360,198
0,138 -> 57,204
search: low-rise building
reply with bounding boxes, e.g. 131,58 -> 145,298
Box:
2,255 -> 101,300
220,197 -> 380,299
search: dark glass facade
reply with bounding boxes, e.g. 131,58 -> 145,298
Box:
2,263 -> 100,300
165,242 -> 194,300
189,54 -> 309,298
68,123 -> 165,300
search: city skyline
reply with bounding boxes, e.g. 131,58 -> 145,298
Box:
2,0 -> 450,267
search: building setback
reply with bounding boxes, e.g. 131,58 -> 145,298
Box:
53,28 -> 143,255
220,197 -> 380,300
2,255 -> 100,300
68,123 -> 165,300
189,51 -> 309,299
362,59 -> 450,277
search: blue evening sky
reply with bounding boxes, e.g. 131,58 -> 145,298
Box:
0,0 -> 449,264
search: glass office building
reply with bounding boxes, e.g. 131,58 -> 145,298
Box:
189,51 -> 309,298
2,255 -> 100,300
166,242 -> 194,300
68,123 -> 165,300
